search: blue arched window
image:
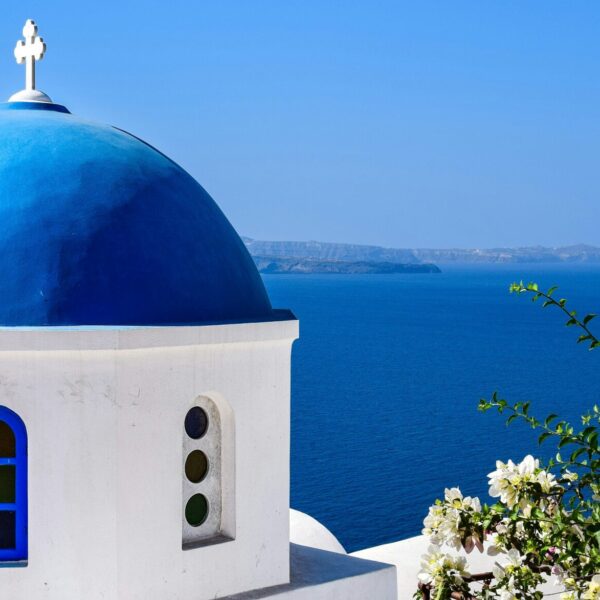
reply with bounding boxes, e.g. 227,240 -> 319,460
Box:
0,406 -> 27,562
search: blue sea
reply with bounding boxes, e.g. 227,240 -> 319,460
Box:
263,265 -> 600,553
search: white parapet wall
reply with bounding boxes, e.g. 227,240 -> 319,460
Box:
353,534 -> 561,599
222,544 -> 397,599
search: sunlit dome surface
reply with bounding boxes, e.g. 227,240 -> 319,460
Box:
0,102 -> 274,326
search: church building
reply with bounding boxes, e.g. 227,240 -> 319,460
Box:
0,20 -> 397,599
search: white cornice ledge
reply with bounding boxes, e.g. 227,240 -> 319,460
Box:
0,319 -> 299,353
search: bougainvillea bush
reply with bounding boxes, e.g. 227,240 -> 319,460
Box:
416,283 -> 600,600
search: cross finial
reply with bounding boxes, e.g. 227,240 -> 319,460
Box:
15,20 -> 46,91
9,19 -> 52,103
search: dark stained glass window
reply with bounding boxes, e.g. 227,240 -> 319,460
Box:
0,421 -> 15,458
0,511 -> 15,549
184,407 -> 208,440
0,466 -> 15,503
185,451 -> 208,483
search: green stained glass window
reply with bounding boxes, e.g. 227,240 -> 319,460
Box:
185,494 -> 208,527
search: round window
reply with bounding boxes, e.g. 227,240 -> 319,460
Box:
184,407 -> 208,439
185,450 -> 208,483
185,494 -> 209,527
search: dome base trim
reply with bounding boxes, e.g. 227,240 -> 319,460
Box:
1,101 -> 70,113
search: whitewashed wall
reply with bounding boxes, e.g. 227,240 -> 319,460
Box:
0,320 -> 298,600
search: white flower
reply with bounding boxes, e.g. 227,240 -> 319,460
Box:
515,521 -> 525,536
444,487 -> 463,505
422,502 -> 460,549
422,488 -> 483,551
505,548 -> 524,567
493,548 -> 524,580
464,495 -> 481,512
562,470 -> 578,482
536,469 -> 557,493
519,498 -> 534,517
496,520 -> 509,534
570,524 -> 585,541
519,454 -> 538,476
422,504 -> 460,548
492,562 -> 506,581
417,545 -> 470,588
488,459 -> 521,508
488,455 -> 557,511
444,487 -> 482,512
422,505 -> 444,537
583,575 -> 600,600
486,532 -> 504,556
418,545 -> 444,585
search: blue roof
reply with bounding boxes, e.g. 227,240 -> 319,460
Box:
0,102 -> 276,326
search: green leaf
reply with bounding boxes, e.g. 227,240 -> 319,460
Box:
584,314 -> 597,325
582,426 -> 596,438
558,436 -> 575,448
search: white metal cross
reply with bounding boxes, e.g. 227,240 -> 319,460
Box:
14,20 -> 46,92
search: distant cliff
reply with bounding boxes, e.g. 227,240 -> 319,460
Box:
252,256 -> 441,274
243,237 -> 420,263
411,244 -> 600,263
244,238 -> 600,264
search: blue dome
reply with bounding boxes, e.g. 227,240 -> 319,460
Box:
0,102 -> 274,326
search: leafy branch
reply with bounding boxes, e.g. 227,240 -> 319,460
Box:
479,395 -> 600,474
509,281 -> 599,350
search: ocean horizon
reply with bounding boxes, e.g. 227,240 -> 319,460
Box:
263,264 -> 600,552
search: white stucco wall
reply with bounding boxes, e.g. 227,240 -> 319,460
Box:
0,319 -> 298,600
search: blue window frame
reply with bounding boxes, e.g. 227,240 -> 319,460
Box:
0,406 -> 27,563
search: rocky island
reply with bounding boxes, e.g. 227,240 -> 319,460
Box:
252,256 -> 441,274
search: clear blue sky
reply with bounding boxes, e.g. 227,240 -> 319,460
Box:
3,2 -> 600,248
